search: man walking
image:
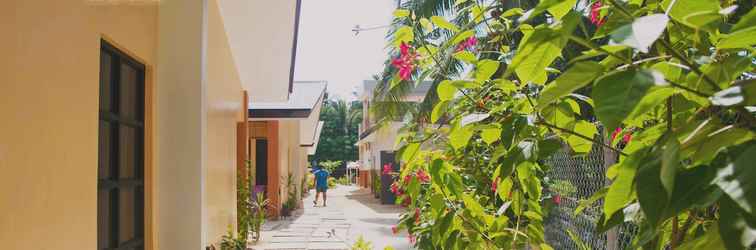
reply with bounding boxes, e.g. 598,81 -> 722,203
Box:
313,166 -> 330,207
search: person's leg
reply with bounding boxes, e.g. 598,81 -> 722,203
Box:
314,191 -> 320,206
322,190 -> 327,207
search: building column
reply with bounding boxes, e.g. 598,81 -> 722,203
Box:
156,0 -> 208,249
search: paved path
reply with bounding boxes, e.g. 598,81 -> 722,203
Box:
250,185 -> 412,250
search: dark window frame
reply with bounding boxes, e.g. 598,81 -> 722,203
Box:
98,40 -> 145,250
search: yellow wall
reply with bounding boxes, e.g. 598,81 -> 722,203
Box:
0,1 -> 157,249
2,0 -> 246,248
206,0 -> 244,244
278,120 -> 308,208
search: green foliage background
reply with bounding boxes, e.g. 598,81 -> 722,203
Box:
309,98 -> 363,169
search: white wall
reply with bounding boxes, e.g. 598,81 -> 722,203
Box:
216,0 -> 300,102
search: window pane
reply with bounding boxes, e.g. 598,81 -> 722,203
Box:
119,126 -> 136,179
119,63 -> 137,119
99,53 -> 112,112
97,190 -> 111,249
99,121 -> 112,179
119,188 -> 135,245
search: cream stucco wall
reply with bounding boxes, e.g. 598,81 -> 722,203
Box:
206,0 -> 244,244
0,1 -> 158,249
155,0 -> 208,248
275,120 -> 311,208
2,0 -> 247,249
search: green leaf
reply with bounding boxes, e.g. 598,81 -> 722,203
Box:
624,86 -> 675,126
678,224 -> 725,250
592,69 -> 656,133
401,143 -> 421,163
681,125 -> 754,165
470,5 -> 484,23
541,101 -> 576,129
451,30 -> 476,45
495,79 -> 518,94
393,26 -> 414,46
604,151 -> 641,222
393,9 -> 410,18
500,8 -> 524,18
668,165 -> 720,213
453,51 -> 477,64
509,27 -> 564,85
685,54 -> 751,97
546,0 -> 577,20
475,59 -> 499,83
497,178 -> 513,201
536,61 -> 604,110
635,152 -> 667,226
437,80 -> 457,101
419,18 -> 433,32
718,28 -> 756,49
660,137 -> 680,200
462,194 -> 485,217
567,121 -> 597,154
719,196 -> 756,249
713,143 -> 756,214
449,125 -> 474,150
517,162 -> 542,200
431,100 -> 450,123
431,16 -> 459,32
481,127 -> 502,145
610,14 -> 669,53
519,0 -> 569,22
732,7 -> 756,32
389,73 -> 402,89
662,0 -> 721,31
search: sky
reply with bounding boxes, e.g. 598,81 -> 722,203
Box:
294,0 -> 396,101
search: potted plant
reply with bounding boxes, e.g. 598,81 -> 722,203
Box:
249,192 -> 268,241
280,203 -> 291,217
280,172 -> 297,218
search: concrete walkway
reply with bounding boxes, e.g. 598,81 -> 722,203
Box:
250,185 -> 412,250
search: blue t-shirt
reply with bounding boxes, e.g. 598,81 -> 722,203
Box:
314,169 -> 329,189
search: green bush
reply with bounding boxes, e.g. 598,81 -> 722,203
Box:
381,0 -> 756,249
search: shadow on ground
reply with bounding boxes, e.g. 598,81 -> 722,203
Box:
344,188 -> 403,214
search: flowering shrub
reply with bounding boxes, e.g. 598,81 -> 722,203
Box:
380,0 -> 755,249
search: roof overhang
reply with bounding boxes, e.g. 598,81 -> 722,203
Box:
248,82 -> 327,120
217,0 -> 302,102
304,121 -> 324,155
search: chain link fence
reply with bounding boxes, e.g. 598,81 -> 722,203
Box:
543,134 -> 639,250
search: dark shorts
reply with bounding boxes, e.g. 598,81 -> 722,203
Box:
316,186 -> 328,193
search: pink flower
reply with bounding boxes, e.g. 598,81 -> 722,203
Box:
491,177 -> 499,193
400,42 -> 410,55
622,133 -> 632,143
408,234 -> 417,244
391,42 -> 418,81
414,208 -> 421,224
553,194 -> 562,205
391,182 -> 401,195
455,36 -> 478,52
417,170 -> 430,183
610,127 -> 621,142
404,174 -> 412,184
383,163 -> 393,175
590,1 -> 606,26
